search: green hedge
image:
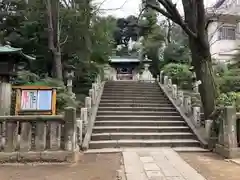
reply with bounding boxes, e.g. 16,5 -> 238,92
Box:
217,76 -> 240,93
217,92 -> 240,111
162,63 -> 192,90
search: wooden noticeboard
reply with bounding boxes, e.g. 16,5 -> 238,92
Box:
13,86 -> 57,115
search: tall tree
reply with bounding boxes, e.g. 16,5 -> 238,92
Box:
45,0 -> 63,80
146,0 -> 218,118
140,0 -> 165,76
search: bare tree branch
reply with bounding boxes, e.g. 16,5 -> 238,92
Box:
146,0 -> 197,38
60,35 -> 68,46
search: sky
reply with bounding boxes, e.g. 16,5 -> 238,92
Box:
94,0 -> 218,18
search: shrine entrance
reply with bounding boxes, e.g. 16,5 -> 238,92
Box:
116,67 -> 133,80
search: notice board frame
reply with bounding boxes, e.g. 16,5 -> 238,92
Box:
13,86 -> 57,115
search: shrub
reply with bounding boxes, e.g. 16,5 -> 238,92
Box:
162,63 -> 192,90
13,71 -> 40,85
217,92 -> 240,111
224,68 -> 240,76
218,75 -> 240,93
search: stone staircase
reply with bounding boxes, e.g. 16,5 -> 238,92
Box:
89,81 -> 202,149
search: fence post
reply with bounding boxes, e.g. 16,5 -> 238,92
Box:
89,89 -> 94,105
81,108 -> 88,133
160,71 -> 164,84
177,90 -> 184,107
64,107 -> 77,151
172,84 -> 177,99
184,96 -> 192,116
216,106 -> 238,158
76,119 -> 83,146
192,106 -> 201,127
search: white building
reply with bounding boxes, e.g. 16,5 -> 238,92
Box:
207,0 -> 240,63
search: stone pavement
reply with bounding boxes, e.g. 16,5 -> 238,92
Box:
123,148 -> 206,180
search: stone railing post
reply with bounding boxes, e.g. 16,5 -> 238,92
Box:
160,71 -> 164,84
177,90 -> 184,107
172,84 -> 177,99
92,83 -> 97,104
164,76 -> 168,86
64,107 -> 77,151
216,106 -> 238,158
205,119 -> 213,140
192,106 -> 201,127
183,95 -> 192,116
81,107 -> 88,133
85,96 -> 92,123
89,89 -> 94,105
167,78 -> 172,93
85,97 -> 92,110
157,75 -> 160,82
76,119 -> 83,146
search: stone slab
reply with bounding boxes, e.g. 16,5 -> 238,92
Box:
122,148 -> 206,180
144,163 -> 160,171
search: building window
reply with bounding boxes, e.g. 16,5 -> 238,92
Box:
218,26 -> 236,40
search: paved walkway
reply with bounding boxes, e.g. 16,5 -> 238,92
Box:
123,148 -> 206,180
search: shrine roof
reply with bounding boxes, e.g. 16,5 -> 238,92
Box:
0,45 -> 35,60
0,45 -> 22,54
110,57 -> 151,63
110,58 -> 140,63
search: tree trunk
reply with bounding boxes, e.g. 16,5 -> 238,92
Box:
46,0 -> 63,80
189,37 -> 218,119
82,0 -> 92,62
53,50 -> 63,80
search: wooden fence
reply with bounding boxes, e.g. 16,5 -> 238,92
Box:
0,107 -> 79,162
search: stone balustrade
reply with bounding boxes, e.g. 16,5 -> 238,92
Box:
80,74 -> 103,137
0,107 -> 78,162
158,72 -> 203,130
81,74 -> 105,150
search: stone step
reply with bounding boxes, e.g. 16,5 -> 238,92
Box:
96,115 -> 182,121
89,139 -> 200,149
103,90 -> 162,94
94,120 -> 187,127
97,111 -> 179,116
101,96 -> 168,100
91,132 -> 195,141
102,92 -> 166,97
105,81 -> 156,85
92,126 -> 190,133
84,147 -> 209,154
104,83 -> 157,86
98,103 -> 173,108
102,91 -> 165,95
104,87 -> 161,93
97,107 -> 176,111
100,99 -> 170,103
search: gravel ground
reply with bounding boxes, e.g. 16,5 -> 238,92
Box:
179,152 -> 240,180
0,153 -> 122,180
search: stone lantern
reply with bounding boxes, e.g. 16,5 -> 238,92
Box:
64,64 -> 76,99
140,55 -> 154,82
